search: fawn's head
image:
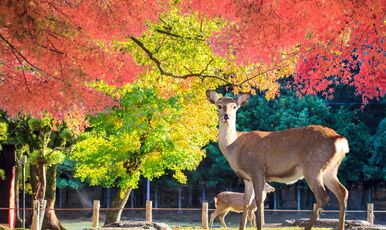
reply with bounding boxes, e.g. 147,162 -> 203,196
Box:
206,90 -> 249,124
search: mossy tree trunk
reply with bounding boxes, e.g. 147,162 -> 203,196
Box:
35,158 -> 47,229
104,188 -> 132,225
42,164 -> 66,230
29,159 -> 48,229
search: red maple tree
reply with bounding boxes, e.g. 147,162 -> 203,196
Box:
0,0 -> 165,118
1,0 -> 385,119
183,0 -> 385,102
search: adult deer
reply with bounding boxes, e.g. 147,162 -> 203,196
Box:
210,184 -> 275,228
206,90 -> 349,230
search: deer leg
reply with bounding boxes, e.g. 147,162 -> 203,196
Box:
246,208 -> 252,227
251,175 -> 265,230
304,173 -> 329,230
251,209 -> 256,227
210,209 -> 223,228
324,170 -> 348,230
240,180 -> 255,230
219,211 -> 229,228
247,208 -> 256,227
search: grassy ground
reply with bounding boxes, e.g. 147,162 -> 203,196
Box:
60,220 -> 332,230
62,220 -> 92,230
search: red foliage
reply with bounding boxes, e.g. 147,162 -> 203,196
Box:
0,0 -> 164,118
183,0 -> 385,102
1,1 -> 384,119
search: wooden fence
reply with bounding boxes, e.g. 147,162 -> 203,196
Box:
1,201 -> 384,229
89,201 -> 381,229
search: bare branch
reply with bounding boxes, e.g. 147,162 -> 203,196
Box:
154,29 -> 206,41
0,32 -> 69,84
10,48 -> 32,93
0,33 -> 44,73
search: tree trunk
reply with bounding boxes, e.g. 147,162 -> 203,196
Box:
35,159 -> 47,229
14,164 -> 23,227
42,165 -> 66,230
28,158 -> 48,230
104,187 -> 132,225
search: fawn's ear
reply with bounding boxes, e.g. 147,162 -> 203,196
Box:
237,94 -> 250,106
206,90 -> 219,104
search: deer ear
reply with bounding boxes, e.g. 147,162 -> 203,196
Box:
206,90 -> 219,104
237,94 -> 250,106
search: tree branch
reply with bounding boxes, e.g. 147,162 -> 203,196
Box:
0,33 -> 45,73
10,48 -> 32,93
129,36 -> 229,84
154,29 -> 205,41
0,32 -> 71,84
129,36 -> 291,89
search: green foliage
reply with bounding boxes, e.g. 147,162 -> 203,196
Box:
0,121 -> 7,144
366,118 -> 386,181
57,158 -> 82,189
118,6 -> 227,94
7,115 -> 72,166
72,8 -> 226,191
0,115 -> 7,179
71,85 -> 217,190
4,114 -> 76,195
123,7 -> 225,68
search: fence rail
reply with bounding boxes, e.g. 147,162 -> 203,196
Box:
1,208 -> 386,212
1,201 -> 384,229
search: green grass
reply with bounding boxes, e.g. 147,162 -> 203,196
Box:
61,220 -> 92,230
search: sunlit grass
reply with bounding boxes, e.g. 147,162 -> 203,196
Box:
61,220 -> 92,230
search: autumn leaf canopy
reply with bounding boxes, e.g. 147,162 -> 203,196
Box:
0,0 -> 384,118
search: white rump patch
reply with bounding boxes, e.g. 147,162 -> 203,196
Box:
335,137 -> 349,154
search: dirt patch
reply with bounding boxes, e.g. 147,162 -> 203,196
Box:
283,219 -> 386,230
100,221 -> 171,230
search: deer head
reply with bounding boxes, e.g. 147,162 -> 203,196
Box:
206,90 -> 250,125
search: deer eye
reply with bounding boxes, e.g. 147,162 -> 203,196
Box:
232,105 -> 237,109
217,105 -> 223,109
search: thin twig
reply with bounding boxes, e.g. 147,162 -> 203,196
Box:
10,48 -> 32,93
154,29 -> 206,41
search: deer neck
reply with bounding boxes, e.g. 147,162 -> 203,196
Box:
218,121 -> 238,156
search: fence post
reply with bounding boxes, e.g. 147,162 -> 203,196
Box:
367,203 -> 374,224
202,202 -> 208,229
146,200 -> 152,223
92,200 -> 100,228
31,200 -> 40,230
